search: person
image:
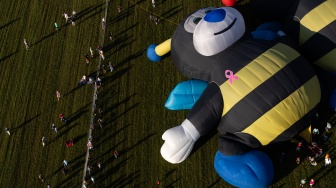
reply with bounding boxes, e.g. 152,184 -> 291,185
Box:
296,157 -> 300,164
63,13 -> 69,22
114,149 -> 118,159
98,118 -> 103,129
56,91 -> 61,101
42,136 -> 47,147
102,18 -> 106,30
91,176 -> 95,184
72,10 -> 77,18
51,124 -> 57,133
99,50 -> 105,60
109,62 -> 114,72
4,127 -> 10,135
90,47 -> 94,57
66,139 -> 74,147
85,53 -> 89,64
24,39 -> 29,50
296,141 -> 302,151
71,20 -> 75,26
300,179 -> 306,187
325,157 -> 331,166
312,128 -> 319,134
109,32 -> 113,41
154,16 -> 159,25
47,184 -> 51,188
309,179 -> 315,187
156,180 -> 160,185
87,140 -> 93,151
117,5 -> 122,13
97,162 -> 101,169
326,122 -> 332,132
63,159 -> 68,167
54,22 -> 59,30
152,0 -> 155,8
39,174 -> 45,182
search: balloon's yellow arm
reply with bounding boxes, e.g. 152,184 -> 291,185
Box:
147,38 -> 172,62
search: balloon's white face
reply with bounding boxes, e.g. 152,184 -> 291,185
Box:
184,7 -> 217,33
185,7 -> 246,56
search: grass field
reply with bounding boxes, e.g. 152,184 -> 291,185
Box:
1,0 -> 336,188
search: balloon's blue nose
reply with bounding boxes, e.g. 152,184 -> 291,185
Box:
204,9 -> 226,23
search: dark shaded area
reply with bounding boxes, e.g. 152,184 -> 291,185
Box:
0,51 -> 19,63
0,17 -> 21,29
12,113 -> 41,133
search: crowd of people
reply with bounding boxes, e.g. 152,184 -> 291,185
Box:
293,112 -> 334,187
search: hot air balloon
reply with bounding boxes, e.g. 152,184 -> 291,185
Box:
148,6 -> 321,188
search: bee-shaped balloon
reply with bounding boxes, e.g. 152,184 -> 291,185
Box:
147,6 -> 321,187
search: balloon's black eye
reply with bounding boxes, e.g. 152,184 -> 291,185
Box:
205,10 -> 212,13
193,17 -> 202,24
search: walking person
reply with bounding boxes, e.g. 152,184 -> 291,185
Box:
90,47 -> 94,57
152,0 -> 155,8
51,124 -> 57,133
4,127 -> 10,135
296,141 -> 302,152
56,90 -> 61,101
114,149 -> 118,159
42,136 -> 47,147
309,179 -> 315,187
63,13 -> 69,22
24,39 -> 29,50
300,179 -> 306,187
54,22 -> 59,30
109,31 -> 113,41
85,53 -> 89,64
72,10 -> 77,19
63,159 -> 68,167
59,113 -> 64,121
117,5 -> 122,13
39,174 -> 45,182
102,17 -> 106,30
98,118 -> 103,130
109,62 -> 114,72
99,50 -> 105,60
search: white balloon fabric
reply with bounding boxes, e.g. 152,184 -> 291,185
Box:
193,7 -> 245,56
184,7 -> 217,33
161,119 -> 200,164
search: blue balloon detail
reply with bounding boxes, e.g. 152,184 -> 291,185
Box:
147,44 -> 161,62
255,22 -> 283,32
252,22 -> 284,41
329,89 -> 336,111
214,150 -> 274,188
204,9 -> 226,23
251,30 -> 279,41
165,80 -> 209,110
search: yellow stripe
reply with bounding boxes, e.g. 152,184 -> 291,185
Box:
242,76 -> 321,145
299,0 -> 336,45
220,43 -> 300,116
313,49 -> 336,72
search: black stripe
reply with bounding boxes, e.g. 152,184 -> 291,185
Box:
217,55 -> 316,146
187,82 -> 223,136
300,20 -> 336,63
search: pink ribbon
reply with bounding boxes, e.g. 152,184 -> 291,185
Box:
225,70 -> 238,84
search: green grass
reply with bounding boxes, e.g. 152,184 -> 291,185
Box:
0,0 -> 335,188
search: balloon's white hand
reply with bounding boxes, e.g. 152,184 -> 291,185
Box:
161,119 -> 200,164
